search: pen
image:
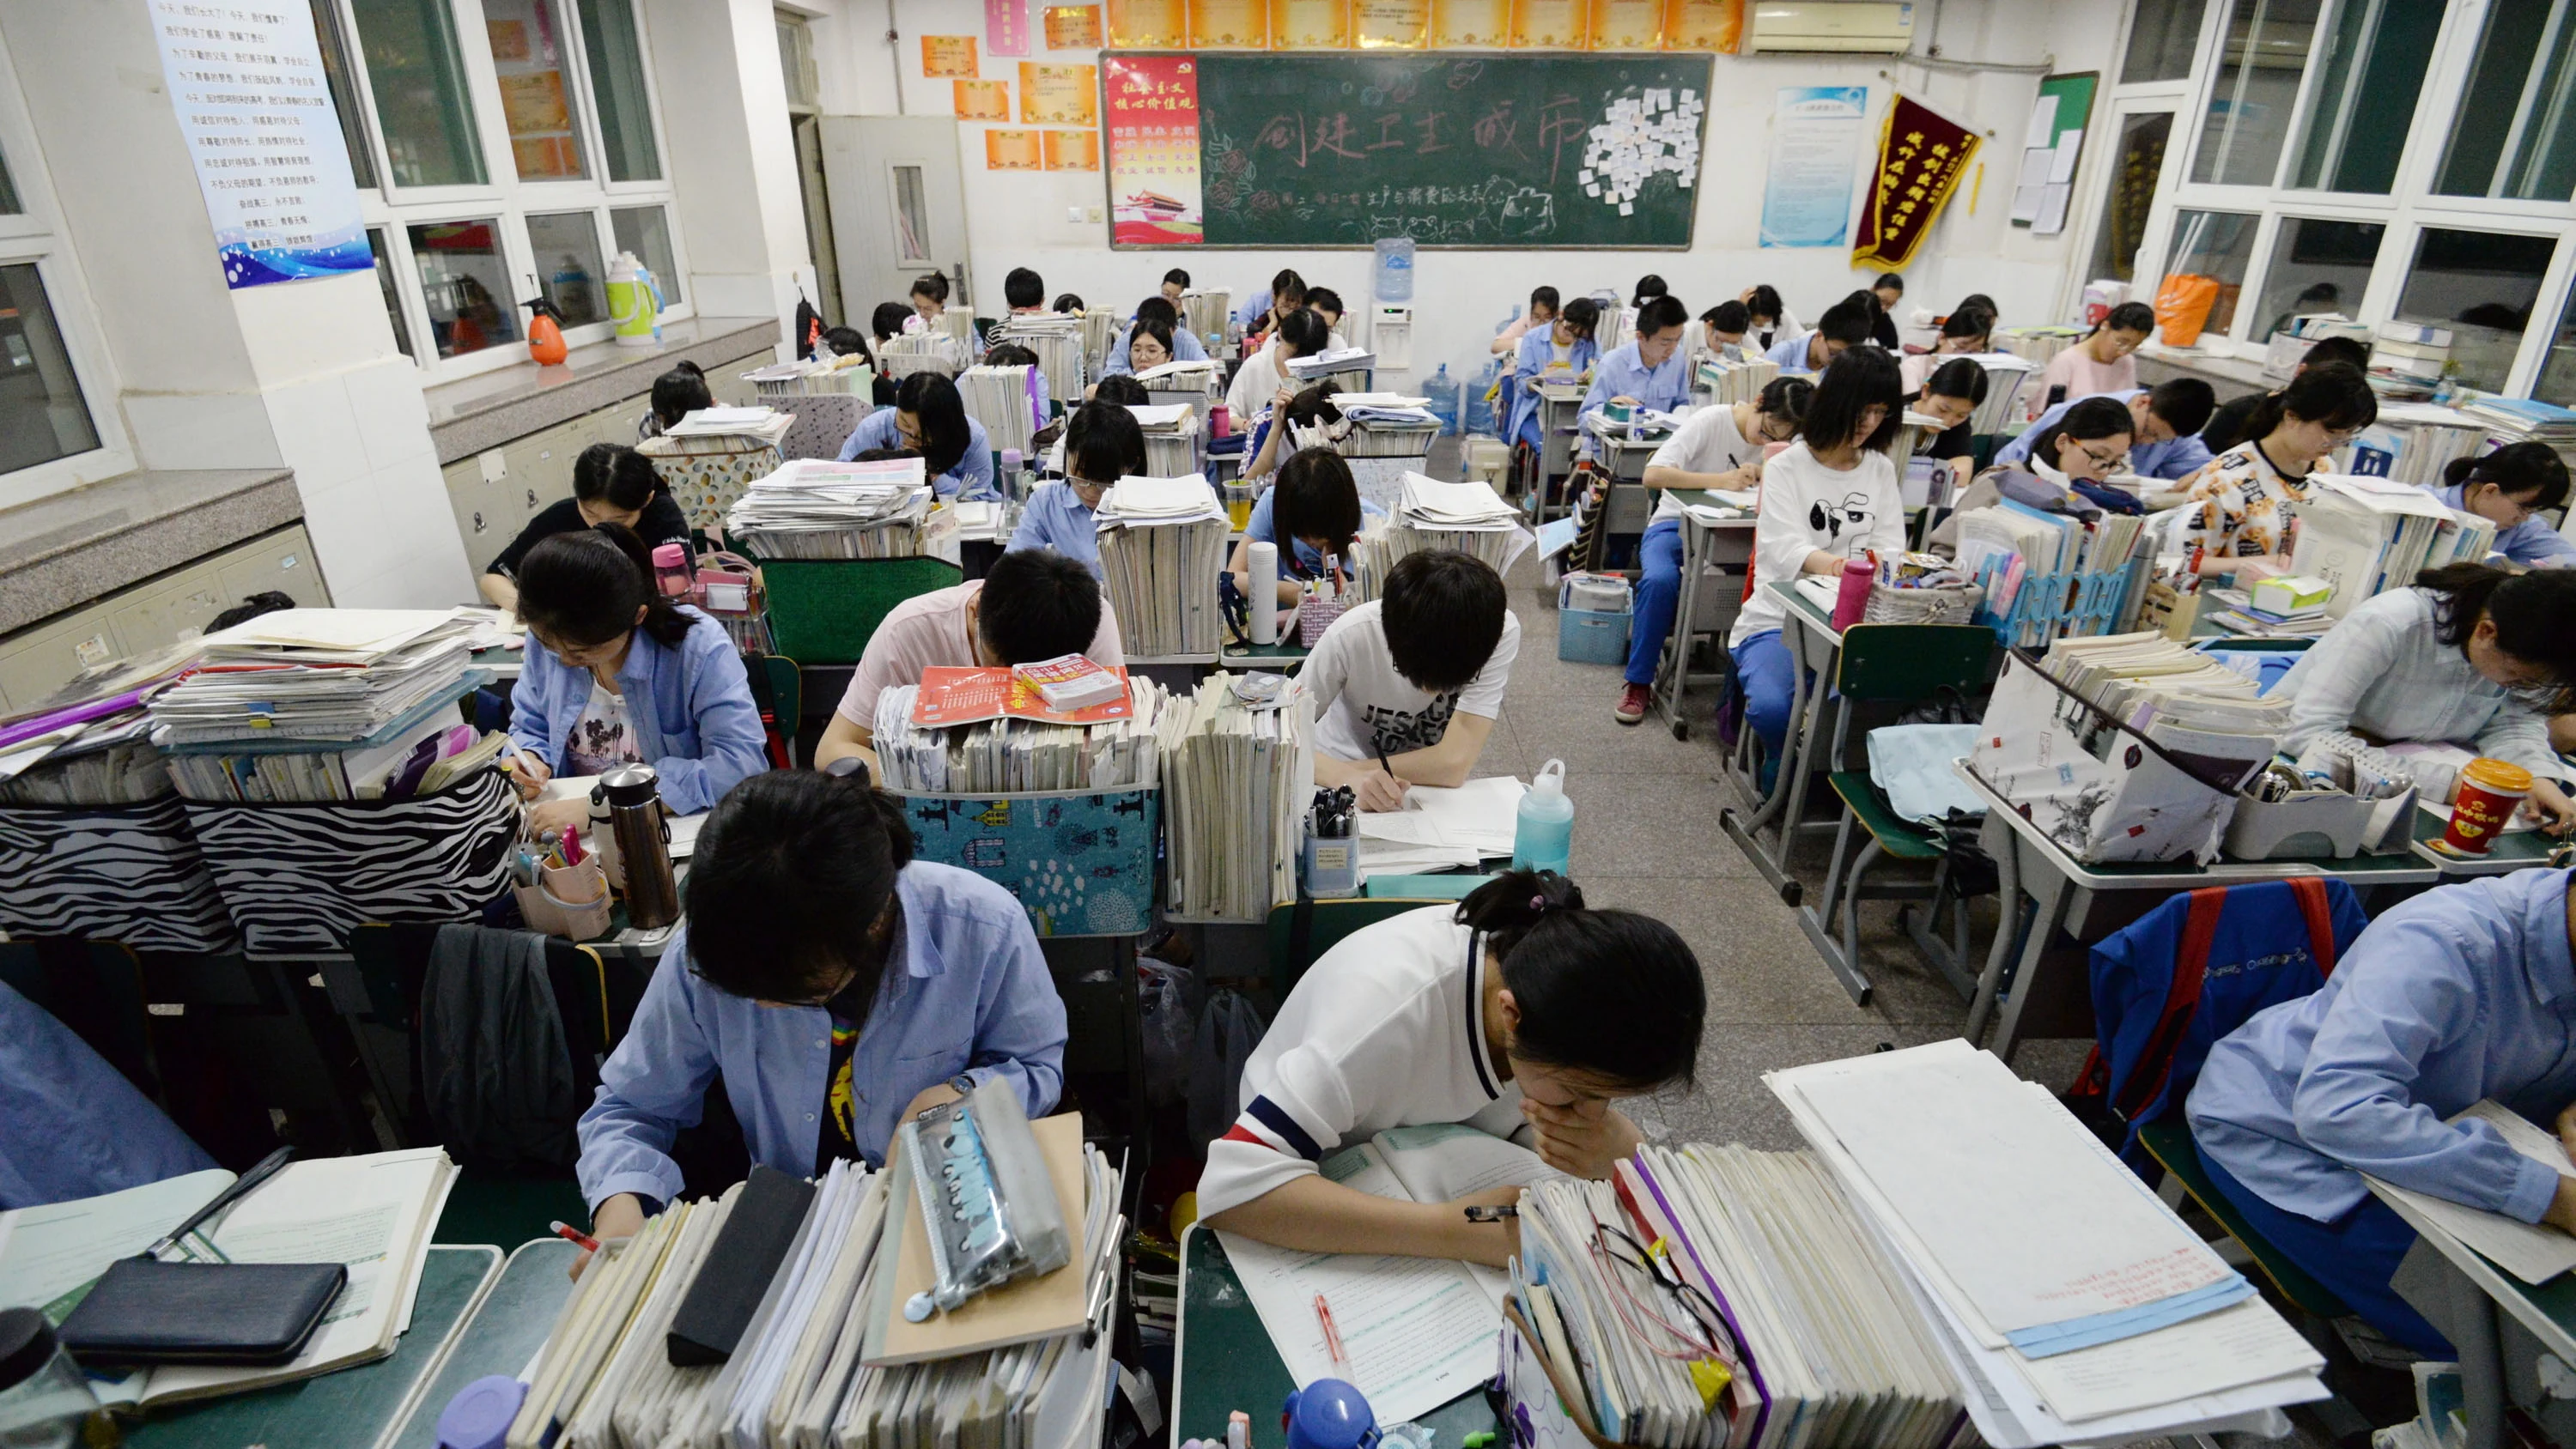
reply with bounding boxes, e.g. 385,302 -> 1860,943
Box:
561,824 -> 584,867
143,1145 -> 295,1259
1313,1293 -> 1351,1377
550,1219 -> 602,1252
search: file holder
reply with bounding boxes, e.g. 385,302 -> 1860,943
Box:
892,786 -> 1158,937
0,792 -> 240,951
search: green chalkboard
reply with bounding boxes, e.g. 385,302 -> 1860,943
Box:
1188,53 -> 1711,249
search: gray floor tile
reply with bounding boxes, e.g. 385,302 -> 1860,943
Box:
1562,772 -> 1756,879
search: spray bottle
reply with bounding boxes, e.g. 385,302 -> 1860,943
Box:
522,294 -> 568,367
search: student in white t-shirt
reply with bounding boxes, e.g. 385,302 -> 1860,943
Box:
1199,870 -> 1705,1265
1305,550 -> 1519,812
1613,376 -> 1814,725
1728,348 -> 1910,765
1225,308 -> 1330,433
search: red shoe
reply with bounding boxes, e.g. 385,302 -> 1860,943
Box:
1613,682 -> 1651,725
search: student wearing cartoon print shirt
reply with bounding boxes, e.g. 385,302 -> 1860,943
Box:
1304,551 -> 1521,814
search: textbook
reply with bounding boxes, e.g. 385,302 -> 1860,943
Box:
1157,673 -> 1312,922
1012,653 -> 1127,712
871,676 -> 1165,795
2363,1100 -> 2576,1284
908,665 -> 1134,728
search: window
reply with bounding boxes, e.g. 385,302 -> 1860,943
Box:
0,265 -> 103,476
892,165 -> 933,265
2123,0 -> 2209,83
2394,228 -> 2556,391
2165,209 -> 2262,335
311,0 -> 378,190
579,0 -> 661,181
2192,0 -> 2322,186
2088,112 -> 2174,283
2287,0 -> 2442,194
2249,217 -> 2383,340
527,210 -> 607,326
349,0 -> 487,187
611,203 -> 680,305
776,9 -> 818,109
368,227 -> 414,358
2537,285 -> 2576,406
410,219 -> 520,359
0,148 -> 16,215
482,0 -> 590,182
2435,0 -> 2576,200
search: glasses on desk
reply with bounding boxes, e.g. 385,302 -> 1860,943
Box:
1589,1220 -> 1744,1368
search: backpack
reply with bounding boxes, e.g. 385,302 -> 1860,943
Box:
2068,876 -> 2368,1165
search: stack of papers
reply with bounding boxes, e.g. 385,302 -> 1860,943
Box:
2289,474 -> 2496,619
2366,1100 -> 2576,1285
725,457 -> 933,559
1953,497 -> 2147,646
991,312 -> 1085,403
2461,395 -> 2576,446
1127,403 -> 1202,477
1097,475 -> 1229,658
1157,673 -> 1313,922
1770,1041 -> 2326,1446
871,675 -> 1167,794
659,406 -> 793,455
1134,359 -> 1221,395
1351,472 -> 1536,587
1285,346 -> 1376,379
960,364 -> 1043,456
147,609 -> 482,746
1356,776 -> 1524,876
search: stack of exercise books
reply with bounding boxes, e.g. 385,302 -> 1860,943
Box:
2343,400 -> 2485,484
1156,672 -> 1311,922
2288,474 -> 2498,619
875,330 -> 967,379
1959,352 -> 2041,433
1180,289 -> 1230,348
959,363 -> 1042,456
868,672 -> 1167,794
146,609 -> 483,749
1095,474 -> 1228,659
991,312 -> 1086,403
1079,308 -> 1120,372
1953,496 -> 2148,647
659,407 -> 794,455
2040,630 -> 2290,739
1694,353 -> 1782,406
725,457 -> 933,560
0,643 -> 202,805
166,709 -> 507,803
1127,403 -> 1201,477
1350,471 -> 1537,595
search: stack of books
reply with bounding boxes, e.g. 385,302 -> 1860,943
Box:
1694,353 -> 1782,405
2344,400 -> 2486,484
166,710 -> 507,803
659,406 -> 794,454
1079,308 -> 1120,372
876,330 -> 967,379
1134,359 -> 1222,411
1350,471 -> 1534,593
1127,402 -> 1201,476
1095,475 -> 1229,659
1180,289 -> 1231,348
991,312 -> 1086,403
1334,392 -> 1442,458
2288,474 -> 2499,619
959,363 -> 1043,456
147,609 -> 483,749
2370,321 -> 2452,396
1959,351 -> 2042,433
739,355 -> 873,398
725,457 -> 934,560
1951,496 -> 2148,646
1285,345 -> 1376,382
2461,395 -> 2576,460
1156,672 -> 1311,922
869,670 -> 1167,794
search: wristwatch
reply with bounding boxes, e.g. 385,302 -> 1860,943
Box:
948,1072 -> 978,1097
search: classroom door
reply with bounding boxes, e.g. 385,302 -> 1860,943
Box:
821,117 -> 973,324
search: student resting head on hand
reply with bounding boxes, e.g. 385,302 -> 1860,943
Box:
1307,549 -> 1517,811
573,767 -> 1068,1276
837,373 -> 994,500
506,524 -> 769,832
1229,441 -> 1384,615
482,443 -> 688,612
1200,870 -> 1706,1267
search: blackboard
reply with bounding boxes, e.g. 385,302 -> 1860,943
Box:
1185,53 -> 1710,249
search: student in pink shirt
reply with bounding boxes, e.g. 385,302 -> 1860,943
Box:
2042,301 -> 2155,403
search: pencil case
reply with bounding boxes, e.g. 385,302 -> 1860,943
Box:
516,856 -> 612,940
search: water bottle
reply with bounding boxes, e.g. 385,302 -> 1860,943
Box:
1832,554 -> 1875,631
1426,364 -> 1460,436
1513,759 -> 1574,874
1464,358 -> 1500,436
0,1307 -> 112,1449
1372,236 -> 1415,302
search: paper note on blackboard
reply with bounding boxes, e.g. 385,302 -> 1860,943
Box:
2017,146 -> 2053,191
2034,185 -> 2070,235
2023,94 -> 2059,149
2009,185 -> 2045,224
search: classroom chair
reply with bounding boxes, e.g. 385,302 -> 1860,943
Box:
742,651 -> 803,767
777,394 -> 867,461
1792,624 -> 1996,1005
1265,894 -> 1461,998
756,555 -> 963,666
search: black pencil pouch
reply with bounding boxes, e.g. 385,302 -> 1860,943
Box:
58,1258 -> 346,1367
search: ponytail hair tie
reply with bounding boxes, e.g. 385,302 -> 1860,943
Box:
1530,894 -> 1547,912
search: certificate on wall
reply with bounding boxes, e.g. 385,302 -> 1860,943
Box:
921,35 -> 981,77
987,0 -> 1032,56
1508,0 -> 1588,46
1664,0 -> 1746,52
1044,130 -> 1102,171
1588,0 -> 1665,47
1273,0 -> 1353,47
986,129 -> 1047,170
1188,0 -> 1270,45
1019,63 -> 1099,125
1043,4 -> 1105,47
1430,0 -> 1512,45
150,0 -> 370,288
1107,0 -> 1188,45
1355,0 -> 1431,46
1761,85 -> 1869,247
956,80 -> 1013,120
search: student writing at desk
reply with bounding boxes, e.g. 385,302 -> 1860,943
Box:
1993,379 -> 2218,482
1098,295 -> 1209,379
574,770 -> 1067,1274
1905,356 -> 1990,494
507,526 -> 768,834
2187,868 -> 2576,1359
1581,295 -> 1692,442
1502,298 -> 1600,450
2273,563 -> 2576,832
1226,446 -> 1386,617
837,373 -> 996,502
1492,286 -> 1558,373
1199,871 -> 1704,1268
814,549 -> 1123,774
1226,308 -> 1330,438
1305,550 -> 1518,812
1926,395 -> 2137,556
2173,362 -> 2377,579
2431,444 -> 2576,570
480,444 -> 690,613
1763,293 -> 1874,375
1897,306 -> 1996,396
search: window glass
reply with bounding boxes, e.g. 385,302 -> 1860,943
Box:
2087,112 -> 2173,284
482,0 -> 589,181
349,0 -> 487,187
2287,0 -> 2441,193
0,265 -> 103,475
2537,285 -> 2576,407
2250,217 -> 2383,342
527,210 -> 606,327
2165,209 -> 2262,336
2435,0 -> 2576,200
610,203 -> 681,306
579,0 -> 663,182
2191,0 -> 2323,187
410,219 -> 520,359
310,0 -> 378,190
0,146 -> 18,215
368,227 -> 413,358
892,165 -> 932,264
2394,228 -> 2556,392
2122,0 -> 2209,83
776,12 -> 818,109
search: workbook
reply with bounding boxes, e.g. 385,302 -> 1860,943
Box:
908,665 -> 1136,727
2363,1100 -> 2576,1285
1212,1125 -> 1564,1425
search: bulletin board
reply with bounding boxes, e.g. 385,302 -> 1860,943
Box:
2012,70 -> 2096,235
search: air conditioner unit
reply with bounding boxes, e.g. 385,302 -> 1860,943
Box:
1742,1 -> 1917,52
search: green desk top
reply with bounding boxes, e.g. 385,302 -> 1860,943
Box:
1176,1226 -> 1498,1442
1667,488 -> 1754,519
126,1244 -> 501,1449
2412,805 -> 2567,876
386,1240 -> 580,1449
1222,640 -> 1311,670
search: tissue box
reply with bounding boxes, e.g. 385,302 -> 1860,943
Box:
2249,574 -> 2331,617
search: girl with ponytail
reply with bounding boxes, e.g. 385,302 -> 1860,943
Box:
1200,870 -> 1706,1267
573,767 -> 1070,1276
508,523 -> 769,831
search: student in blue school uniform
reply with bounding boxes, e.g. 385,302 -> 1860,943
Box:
1226,445 -> 1388,617
2187,868 -> 2576,1361
980,341 -> 1052,430
1099,294 -> 1210,378
1008,401 -> 1144,576
507,525 -> 769,834
1579,294 -> 1692,437
1504,297 -> 1601,448
1159,268 -> 1190,304
1235,268 -> 1307,336
574,768 -> 1067,1270
2432,444 -> 2576,569
1763,294 -> 1874,374
837,373 -> 997,500
1993,379 -> 2219,482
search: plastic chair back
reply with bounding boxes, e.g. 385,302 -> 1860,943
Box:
1832,623 -> 1994,702
1265,897 -> 1454,997
758,557 -> 963,665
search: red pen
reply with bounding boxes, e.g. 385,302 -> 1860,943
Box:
1313,1293 -> 1351,1376
561,825 -> 584,867
550,1219 -> 600,1252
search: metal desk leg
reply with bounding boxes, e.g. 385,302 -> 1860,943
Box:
1989,859 -> 2070,1064
1722,618 -> 1830,904
1651,521 -> 1713,740
2454,1267 -> 2506,1449
1964,822 -> 2020,1044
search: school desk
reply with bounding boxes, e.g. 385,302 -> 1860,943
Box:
2369,1179 -> 2576,1449
1173,1225 -> 1498,1448
381,1239 -> 582,1449
1219,638 -> 1310,673
1533,383 -> 1587,516
1719,580 -> 1849,906
1648,491 -> 1754,740
125,1244 -> 501,1449
2411,804 -> 2569,879
1951,762 -> 2439,1060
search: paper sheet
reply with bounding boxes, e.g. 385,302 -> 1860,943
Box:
2034,184 -> 2070,235
2366,1101 -> 2576,1284
1217,1231 -> 1499,1425
2049,136 -> 2082,183
0,1169 -> 232,1316
2023,94 -> 2059,149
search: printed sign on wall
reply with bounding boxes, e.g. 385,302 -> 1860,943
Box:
922,35 -> 981,76
1103,55 -> 1203,244
1761,85 -> 1869,248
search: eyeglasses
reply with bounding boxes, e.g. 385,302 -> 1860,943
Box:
1589,1220 -> 1744,1367
2078,445 -> 2129,470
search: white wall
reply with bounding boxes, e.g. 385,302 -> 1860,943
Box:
785,0 -> 2123,385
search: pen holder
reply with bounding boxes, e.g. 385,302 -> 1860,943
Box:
1297,592 -> 1349,648
516,855 -> 612,940
1300,823 -> 1360,899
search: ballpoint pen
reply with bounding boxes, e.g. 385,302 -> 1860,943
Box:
142,1145 -> 295,1259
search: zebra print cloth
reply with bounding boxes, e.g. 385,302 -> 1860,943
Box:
188,768 -> 520,954
0,793 -> 239,951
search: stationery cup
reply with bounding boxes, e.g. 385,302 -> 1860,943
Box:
518,856 -> 612,939
2441,757 -> 2531,856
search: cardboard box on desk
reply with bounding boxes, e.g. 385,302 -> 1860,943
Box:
1968,653 -> 2271,865
893,787 -> 1157,937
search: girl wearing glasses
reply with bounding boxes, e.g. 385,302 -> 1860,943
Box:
2172,361 -> 2378,580
2433,443 -> 2576,571
1926,394 -> 2137,557
574,769 -> 1067,1276
1199,870 -> 1704,1268
1007,400 -> 1145,577
2273,563 -> 2576,834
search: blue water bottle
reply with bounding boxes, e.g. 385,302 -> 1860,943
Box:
1513,759 -> 1573,874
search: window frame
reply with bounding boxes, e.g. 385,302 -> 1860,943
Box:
328,0 -> 689,382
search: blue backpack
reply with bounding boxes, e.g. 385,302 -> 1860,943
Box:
2070,876 -> 2369,1166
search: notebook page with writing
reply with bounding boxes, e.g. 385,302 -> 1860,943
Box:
2363,1100 -> 2576,1283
